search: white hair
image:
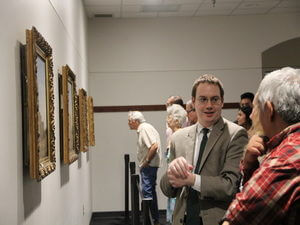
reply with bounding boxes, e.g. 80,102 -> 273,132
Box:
186,99 -> 193,107
128,111 -> 146,123
257,67 -> 300,124
167,104 -> 187,127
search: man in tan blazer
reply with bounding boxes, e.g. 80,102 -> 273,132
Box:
160,75 -> 248,225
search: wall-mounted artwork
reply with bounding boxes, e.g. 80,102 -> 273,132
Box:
87,96 -> 95,146
79,88 -> 89,152
60,65 -> 79,164
23,26 -> 56,180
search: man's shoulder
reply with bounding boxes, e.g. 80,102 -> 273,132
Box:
140,122 -> 160,137
172,124 -> 196,140
140,122 -> 155,130
222,117 -> 245,134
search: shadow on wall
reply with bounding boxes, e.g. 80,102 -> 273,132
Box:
60,151 -> 85,187
262,37 -> 300,77
23,168 -> 42,219
18,39 -> 42,219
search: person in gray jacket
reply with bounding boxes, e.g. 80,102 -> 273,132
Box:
160,74 -> 248,225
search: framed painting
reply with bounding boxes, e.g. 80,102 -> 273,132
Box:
79,88 -> 89,152
87,96 -> 95,146
61,65 -> 79,164
25,26 -> 55,180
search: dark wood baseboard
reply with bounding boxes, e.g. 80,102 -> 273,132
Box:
94,103 -> 239,113
91,210 -> 166,218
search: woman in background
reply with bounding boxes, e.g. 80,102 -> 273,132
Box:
236,106 -> 253,131
165,104 -> 187,225
239,96 -> 266,190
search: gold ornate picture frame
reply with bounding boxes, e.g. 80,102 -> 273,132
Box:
61,65 -> 79,164
79,88 -> 89,152
87,96 -> 95,146
25,26 -> 56,180
74,94 -> 80,153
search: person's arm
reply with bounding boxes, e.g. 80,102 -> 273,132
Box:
241,134 -> 266,184
140,143 -> 158,168
221,154 -> 297,225
160,137 -> 180,198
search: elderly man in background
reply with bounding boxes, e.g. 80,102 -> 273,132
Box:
186,100 -> 198,126
160,74 -> 248,225
128,111 -> 162,225
221,67 -> 300,225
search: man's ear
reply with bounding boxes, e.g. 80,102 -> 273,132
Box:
265,101 -> 275,121
192,97 -> 195,105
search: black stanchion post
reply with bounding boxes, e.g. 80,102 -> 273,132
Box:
131,174 -> 140,225
130,161 -> 136,175
124,154 -> 130,221
142,199 -> 152,225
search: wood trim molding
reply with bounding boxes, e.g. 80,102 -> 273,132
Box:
94,102 -> 240,113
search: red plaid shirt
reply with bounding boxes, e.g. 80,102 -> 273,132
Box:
222,123 -> 300,225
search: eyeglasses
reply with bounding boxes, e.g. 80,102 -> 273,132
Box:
186,108 -> 195,114
197,96 -> 222,105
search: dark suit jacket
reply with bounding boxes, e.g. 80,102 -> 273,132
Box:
160,117 -> 248,225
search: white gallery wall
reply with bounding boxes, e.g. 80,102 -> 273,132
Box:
0,1 -> 91,225
88,13 -> 300,212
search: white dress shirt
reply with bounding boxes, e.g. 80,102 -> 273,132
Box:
192,123 -> 212,192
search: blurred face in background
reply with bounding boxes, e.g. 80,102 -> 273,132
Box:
128,119 -> 139,130
240,98 -> 253,108
167,115 -> 179,132
186,103 -> 198,125
237,110 -> 246,126
166,96 -> 175,108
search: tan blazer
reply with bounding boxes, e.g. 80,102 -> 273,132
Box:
160,117 -> 248,225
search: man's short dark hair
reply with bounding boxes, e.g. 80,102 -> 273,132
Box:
192,74 -> 224,99
240,92 -> 254,102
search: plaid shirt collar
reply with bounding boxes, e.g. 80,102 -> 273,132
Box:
266,122 -> 300,152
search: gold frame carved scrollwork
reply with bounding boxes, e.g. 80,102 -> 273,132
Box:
79,88 -> 89,152
25,26 -> 55,180
62,65 -> 79,164
87,96 -> 95,146
74,94 -> 80,154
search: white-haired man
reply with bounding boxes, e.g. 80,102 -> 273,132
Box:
221,67 -> 300,225
128,111 -> 162,225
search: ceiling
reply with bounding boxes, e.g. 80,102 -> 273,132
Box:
83,0 -> 300,18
